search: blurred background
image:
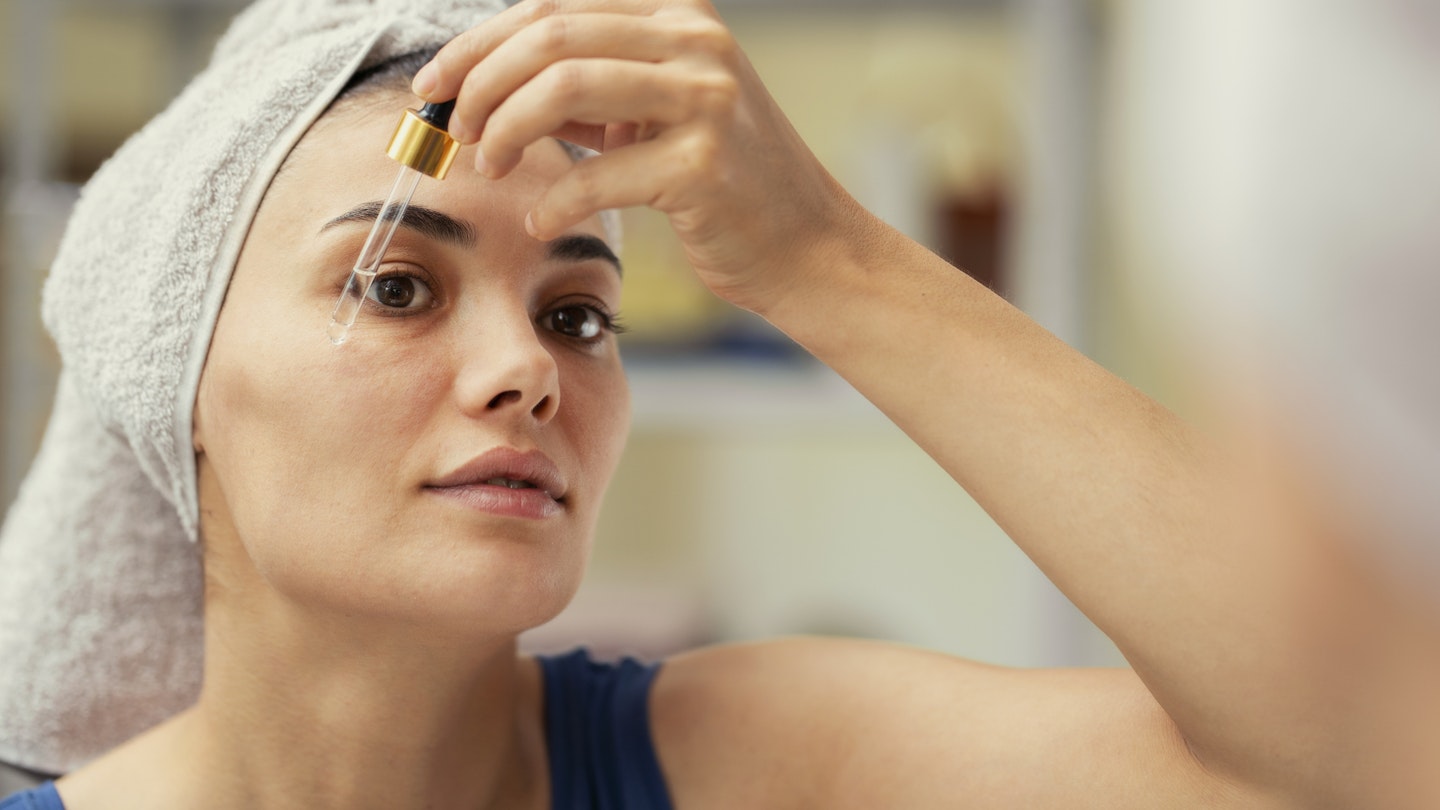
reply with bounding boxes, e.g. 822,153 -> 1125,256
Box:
0,0 -> 1199,669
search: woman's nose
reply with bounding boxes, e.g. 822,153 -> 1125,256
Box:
452,311 -> 560,426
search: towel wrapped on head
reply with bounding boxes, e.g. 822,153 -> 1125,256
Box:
0,0 -> 512,774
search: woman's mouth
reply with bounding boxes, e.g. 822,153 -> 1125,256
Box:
483,477 -> 537,489
424,448 -> 567,520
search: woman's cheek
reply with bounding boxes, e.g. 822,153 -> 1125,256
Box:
565,355 -> 631,482
282,351 -> 447,488
203,306 -> 440,510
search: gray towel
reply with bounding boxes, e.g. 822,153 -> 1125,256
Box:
0,0 -> 507,774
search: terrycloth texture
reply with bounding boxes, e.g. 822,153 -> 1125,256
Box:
0,0 -> 510,774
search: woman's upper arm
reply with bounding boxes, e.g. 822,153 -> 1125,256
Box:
650,637 -> 1285,810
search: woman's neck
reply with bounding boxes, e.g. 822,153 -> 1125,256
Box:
207,596 -> 550,810
63,598 -> 551,810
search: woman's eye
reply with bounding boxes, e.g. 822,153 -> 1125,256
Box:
366,274 -> 434,311
544,305 -> 612,341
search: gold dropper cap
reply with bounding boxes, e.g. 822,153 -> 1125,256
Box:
386,107 -> 460,180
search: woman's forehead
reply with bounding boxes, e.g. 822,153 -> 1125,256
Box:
265,98 -> 577,235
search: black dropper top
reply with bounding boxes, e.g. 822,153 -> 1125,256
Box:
417,99 -> 456,131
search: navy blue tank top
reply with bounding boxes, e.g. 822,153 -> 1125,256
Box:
539,649 -> 673,810
0,649 -> 672,810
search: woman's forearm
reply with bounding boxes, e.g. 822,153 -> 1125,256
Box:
755,208 -> 1356,792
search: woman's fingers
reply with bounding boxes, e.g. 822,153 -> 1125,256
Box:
477,58 -> 738,176
526,135 -> 683,239
415,0 -> 684,102
448,12 -> 704,144
416,0 -> 850,314
546,122 -> 609,153
545,121 -> 647,154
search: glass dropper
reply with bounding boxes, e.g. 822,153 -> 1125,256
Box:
327,99 -> 459,345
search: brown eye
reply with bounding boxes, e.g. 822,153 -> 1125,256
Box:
545,305 -> 608,341
366,274 -> 433,310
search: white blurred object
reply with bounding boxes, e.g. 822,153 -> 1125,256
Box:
1122,1 -> 1440,590
519,581 -> 709,662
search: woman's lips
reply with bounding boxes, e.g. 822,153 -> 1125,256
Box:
423,447 -> 566,520
424,482 -> 563,520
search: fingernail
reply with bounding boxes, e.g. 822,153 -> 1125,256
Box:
525,212 -> 539,238
475,149 -> 494,178
412,63 -> 438,99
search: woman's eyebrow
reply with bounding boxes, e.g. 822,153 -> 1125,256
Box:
549,234 -> 622,277
321,203 -> 619,275
320,202 -> 477,248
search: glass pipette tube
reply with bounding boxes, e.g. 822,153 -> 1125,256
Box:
327,166 -> 423,344
327,100 -> 459,345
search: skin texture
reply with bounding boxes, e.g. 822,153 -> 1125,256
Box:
46,0 -> 1440,808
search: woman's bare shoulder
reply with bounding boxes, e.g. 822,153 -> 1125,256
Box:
650,636 -> 1287,810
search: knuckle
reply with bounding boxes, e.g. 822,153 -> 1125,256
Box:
692,70 -> 739,114
525,0 -> 562,22
458,67 -> 488,104
676,18 -> 733,56
694,132 -> 723,167
545,62 -> 587,104
674,130 -> 721,180
535,15 -> 571,54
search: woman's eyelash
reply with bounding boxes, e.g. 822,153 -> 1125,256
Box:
597,308 -> 628,335
585,304 -> 628,336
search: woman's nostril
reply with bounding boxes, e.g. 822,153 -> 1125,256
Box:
487,390 -> 523,410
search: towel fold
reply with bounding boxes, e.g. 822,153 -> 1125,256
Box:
0,0 -> 508,774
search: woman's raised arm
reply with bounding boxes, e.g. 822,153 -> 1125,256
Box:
413,1 -> 1373,805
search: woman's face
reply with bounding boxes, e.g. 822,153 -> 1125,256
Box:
193,91 -> 629,633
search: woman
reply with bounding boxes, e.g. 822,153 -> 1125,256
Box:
2,0 -> 1436,807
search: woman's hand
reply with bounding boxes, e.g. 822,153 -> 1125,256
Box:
412,0 -> 866,314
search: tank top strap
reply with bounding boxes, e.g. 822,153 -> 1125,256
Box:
539,649 -> 673,810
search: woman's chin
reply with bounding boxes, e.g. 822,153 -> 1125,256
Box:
244,540 -> 587,641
